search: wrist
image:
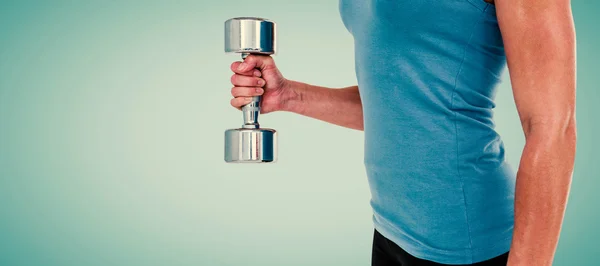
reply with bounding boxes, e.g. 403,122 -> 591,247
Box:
280,79 -> 305,113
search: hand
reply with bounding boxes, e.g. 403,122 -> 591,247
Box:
229,55 -> 292,114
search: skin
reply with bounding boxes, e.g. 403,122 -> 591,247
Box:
496,0 -> 576,265
229,0 -> 576,264
229,59 -> 363,130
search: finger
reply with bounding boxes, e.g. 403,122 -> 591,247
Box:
230,74 -> 265,87
231,61 -> 262,77
230,97 -> 254,109
236,55 -> 275,72
231,86 -> 264,98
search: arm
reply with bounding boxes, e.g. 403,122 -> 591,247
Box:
230,55 -> 364,130
495,1 -> 577,265
284,81 -> 363,130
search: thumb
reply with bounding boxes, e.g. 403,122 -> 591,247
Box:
236,54 -> 274,72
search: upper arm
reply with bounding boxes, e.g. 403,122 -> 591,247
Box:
495,0 -> 576,137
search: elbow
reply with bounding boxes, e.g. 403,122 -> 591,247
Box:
522,114 -> 577,147
558,121 -> 577,149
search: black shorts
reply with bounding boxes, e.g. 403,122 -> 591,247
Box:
372,230 -> 509,266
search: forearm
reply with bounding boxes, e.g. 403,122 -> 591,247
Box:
282,80 -> 364,130
508,126 -> 576,265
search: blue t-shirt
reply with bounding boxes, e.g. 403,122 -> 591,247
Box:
339,0 -> 515,264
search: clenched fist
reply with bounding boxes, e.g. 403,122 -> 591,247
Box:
229,55 -> 291,114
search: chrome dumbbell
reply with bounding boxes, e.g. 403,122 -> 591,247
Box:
224,17 -> 277,163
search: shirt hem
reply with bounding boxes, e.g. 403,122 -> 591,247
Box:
373,221 -> 512,265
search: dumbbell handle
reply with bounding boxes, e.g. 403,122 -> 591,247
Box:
241,53 -> 261,129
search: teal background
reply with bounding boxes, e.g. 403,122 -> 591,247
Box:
0,1 -> 597,265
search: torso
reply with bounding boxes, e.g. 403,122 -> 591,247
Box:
339,0 -> 514,264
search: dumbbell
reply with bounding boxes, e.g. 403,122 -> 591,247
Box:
224,17 -> 277,163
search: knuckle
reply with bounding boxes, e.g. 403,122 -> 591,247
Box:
263,56 -> 274,67
230,61 -> 239,71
